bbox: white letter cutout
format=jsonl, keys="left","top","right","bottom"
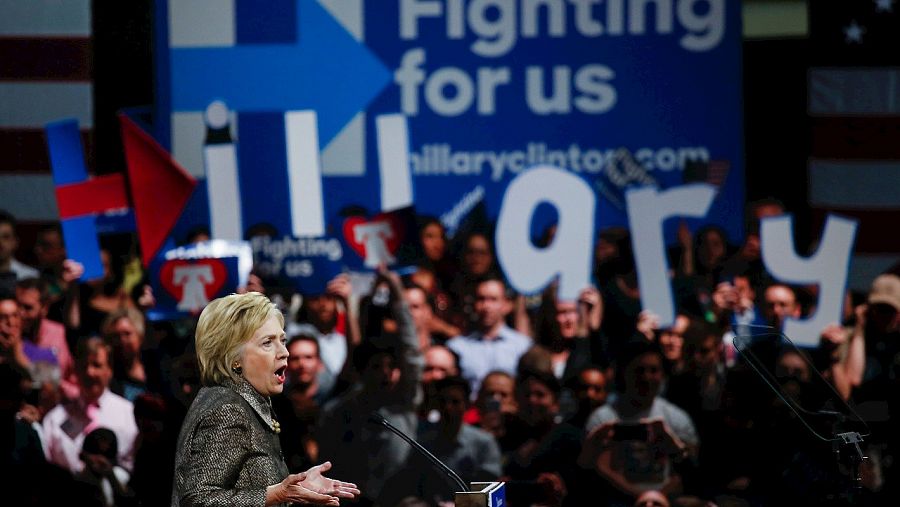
{"left": 626, "top": 184, "right": 717, "bottom": 327}
{"left": 495, "top": 165, "right": 594, "bottom": 301}
{"left": 761, "top": 214, "right": 857, "bottom": 346}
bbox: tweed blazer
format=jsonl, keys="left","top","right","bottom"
{"left": 171, "top": 379, "right": 290, "bottom": 507}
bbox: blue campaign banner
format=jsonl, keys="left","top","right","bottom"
{"left": 147, "top": 240, "right": 252, "bottom": 321}
{"left": 251, "top": 235, "right": 345, "bottom": 296}
{"left": 157, "top": 0, "right": 744, "bottom": 246}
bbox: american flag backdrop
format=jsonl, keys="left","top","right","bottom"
{"left": 808, "top": 0, "right": 900, "bottom": 290}
{"left": 0, "top": 0, "right": 93, "bottom": 259}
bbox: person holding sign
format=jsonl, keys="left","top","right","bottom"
{"left": 533, "top": 284, "right": 605, "bottom": 383}
{"left": 288, "top": 274, "right": 360, "bottom": 394}
{"left": 171, "top": 292, "right": 359, "bottom": 506}
{"left": 317, "top": 266, "right": 421, "bottom": 505}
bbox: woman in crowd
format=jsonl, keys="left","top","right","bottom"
{"left": 102, "top": 307, "right": 148, "bottom": 401}
{"left": 171, "top": 292, "right": 359, "bottom": 506}
{"left": 447, "top": 231, "right": 499, "bottom": 332}
{"left": 63, "top": 248, "right": 135, "bottom": 339}
{"left": 417, "top": 216, "right": 456, "bottom": 291}
{"left": 534, "top": 284, "right": 605, "bottom": 383}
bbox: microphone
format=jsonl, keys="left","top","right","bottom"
{"left": 367, "top": 411, "right": 468, "bottom": 493}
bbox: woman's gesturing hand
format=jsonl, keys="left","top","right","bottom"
{"left": 267, "top": 472, "right": 339, "bottom": 506}
{"left": 300, "top": 462, "right": 361, "bottom": 499}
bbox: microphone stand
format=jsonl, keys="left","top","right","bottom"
{"left": 368, "top": 412, "right": 469, "bottom": 494}
{"left": 736, "top": 331, "right": 870, "bottom": 504}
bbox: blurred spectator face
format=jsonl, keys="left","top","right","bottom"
{"left": 423, "top": 346, "right": 458, "bottom": 384}
{"left": 100, "top": 249, "right": 112, "bottom": 281}
{"left": 576, "top": 368, "right": 608, "bottom": 409}
{"left": 421, "top": 222, "right": 446, "bottom": 262}
{"left": 697, "top": 228, "right": 727, "bottom": 271}
{"left": 474, "top": 280, "right": 508, "bottom": 331}
{"left": 740, "top": 233, "right": 761, "bottom": 261}
{"left": 868, "top": 275, "right": 900, "bottom": 333}
{"left": 764, "top": 285, "right": 800, "bottom": 329}
{"left": 15, "top": 286, "right": 45, "bottom": 332}
{"left": 110, "top": 317, "right": 142, "bottom": 358}
{"left": 657, "top": 315, "right": 688, "bottom": 363}
{"left": 776, "top": 350, "right": 810, "bottom": 400}
{"left": 34, "top": 228, "right": 66, "bottom": 268}
{"left": 0, "top": 221, "right": 16, "bottom": 263}
{"left": 362, "top": 353, "right": 400, "bottom": 392}
{"left": 78, "top": 347, "right": 114, "bottom": 403}
{"left": 594, "top": 237, "right": 617, "bottom": 265}
{"left": 634, "top": 490, "right": 670, "bottom": 507}
{"left": 0, "top": 299, "right": 22, "bottom": 351}
{"left": 286, "top": 338, "right": 321, "bottom": 385}
{"left": 410, "top": 268, "right": 436, "bottom": 293}
{"left": 437, "top": 384, "right": 468, "bottom": 425}
{"left": 479, "top": 373, "right": 517, "bottom": 414}
{"left": 733, "top": 275, "right": 755, "bottom": 307}
{"left": 519, "top": 376, "right": 559, "bottom": 425}
{"left": 868, "top": 303, "right": 899, "bottom": 333}
{"left": 690, "top": 334, "right": 721, "bottom": 372}
{"left": 305, "top": 295, "right": 337, "bottom": 328}
{"left": 741, "top": 201, "right": 785, "bottom": 261}
{"left": 624, "top": 352, "right": 664, "bottom": 404}
{"left": 404, "top": 287, "right": 433, "bottom": 334}
{"left": 555, "top": 300, "right": 579, "bottom": 339}
{"left": 776, "top": 350, "right": 810, "bottom": 384}
{"left": 463, "top": 234, "right": 493, "bottom": 276}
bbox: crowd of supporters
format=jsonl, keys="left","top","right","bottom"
{"left": 1, "top": 202, "right": 898, "bottom": 506}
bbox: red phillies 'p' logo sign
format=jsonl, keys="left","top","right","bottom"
{"left": 160, "top": 258, "right": 227, "bottom": 313}
{"left": 342, "top": 212, "right": 407, "bottom": 267}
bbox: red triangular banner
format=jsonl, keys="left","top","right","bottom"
{"left": 119, "top": 114, "right": 197, "bottom": 266}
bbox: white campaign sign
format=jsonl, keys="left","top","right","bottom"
{"left": 761, "top": 214, "right": 858, "bottom": 346}
{"left": 470, "top": 167, "right": 860, "bottom": 345}
{"left": 495, "top": 165, "right": 595, "bottom": 301}
{"left": 626, "top": 184, "right": 717, "bottom": 327}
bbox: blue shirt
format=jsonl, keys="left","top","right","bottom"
{"left": 447, "top": 324, "right": 532, "bottom": 394}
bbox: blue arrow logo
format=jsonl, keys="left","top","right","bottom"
{"left": 170, "top": 0, "right": 391, "bottom": 147}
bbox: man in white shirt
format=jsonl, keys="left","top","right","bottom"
{"left": 42, "top": 337, "right": 138, "bottom": 472}
{"left": 447, "top": 276, "right": 532, "bottom": 394}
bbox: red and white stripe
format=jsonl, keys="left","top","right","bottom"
{"left": 0, "top": 0, "right": 93, "bottom": 251}
{"left": 808, "top": 68, "right": 900, "bottom": 290}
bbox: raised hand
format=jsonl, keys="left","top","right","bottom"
{"left": 62, "top": 259, "right": 85, "bottom": 283}
{"left": 326, "top": 274, "right": 353, "bottom": 302}
{"left": 578, "top": 286, "right": 603, "bottom": 331}
{"left": 635, "top": 310, "right": 660, "bottom": 340}
{"left": 644, "top": 417, "right": 687, "bottom": 457}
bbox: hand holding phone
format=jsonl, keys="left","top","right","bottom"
{"left": 612, "top": 422, "right": 649, "bottom": 441}
{"left": 643, "top": 417, "right": 688, "bottom": 456}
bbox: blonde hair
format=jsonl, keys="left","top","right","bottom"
{"left": 195, "top": 292, "right": 283, "bottom": 386}
{"left": 101, "top": 307, "right": 146, "bottom": 340}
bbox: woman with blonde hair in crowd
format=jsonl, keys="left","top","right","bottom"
{"left": 102, "top": 307, "right": 148, "bottom": 402}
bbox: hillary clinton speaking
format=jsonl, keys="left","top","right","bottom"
{"left": 171, "top": 292, "right": 360, "bottom": 506}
